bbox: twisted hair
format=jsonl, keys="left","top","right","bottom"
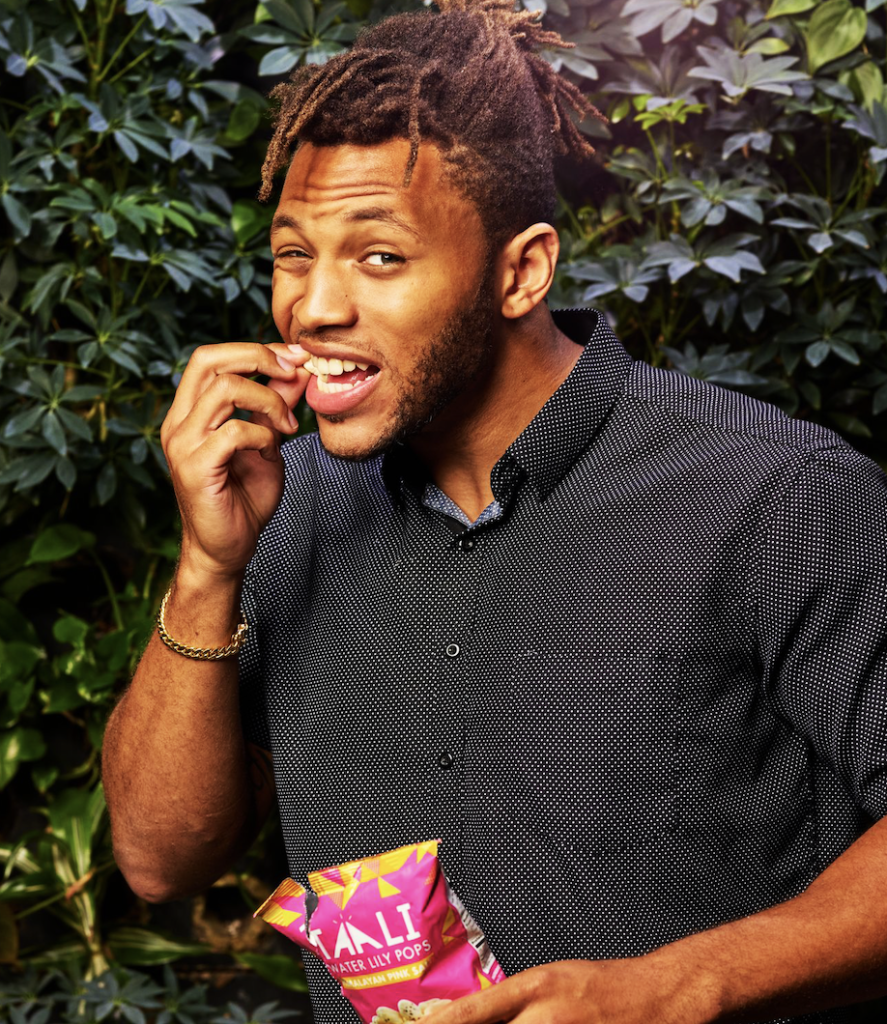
{"left": 259, "top": 0, "right": 605, "bottom": 247}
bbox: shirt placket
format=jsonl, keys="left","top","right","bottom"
{"left": 427, "top": 519, "right": 486, "bottom": 893}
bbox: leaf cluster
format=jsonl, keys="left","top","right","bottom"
{"left": 544, "top": 0, "right": 887, "bottom": 457}
{"left": 0, "top": 963, "right": 295, "bottom": 1024}
{"left": 0, "top": 0, "right": 340, "bottom": 981}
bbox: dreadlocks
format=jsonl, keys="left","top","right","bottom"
{"left": 259, "top": 0, "right": 605, "bottom": 247}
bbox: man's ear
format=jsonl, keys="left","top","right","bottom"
{"left": 497, "top": 223, "right": 560, "bottom": 320}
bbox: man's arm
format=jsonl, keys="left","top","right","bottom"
{"left": 103, "top": 570, "right": 274, "bottom": 902}
{"left": 429, "top": 814, "right": 887, "bottom": 1024}
{"left": 103, "top": 341, "right": 308, "bottom": 902}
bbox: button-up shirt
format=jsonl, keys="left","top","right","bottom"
{"left": 240, "top": 309, "right": 887, "bottom": 1024}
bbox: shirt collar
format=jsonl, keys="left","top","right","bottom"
{"left": 496, "top": 308, "right": 632, "bottom": 502}
{"left": 383, "top": 308, "right": 633, "bottom": 504}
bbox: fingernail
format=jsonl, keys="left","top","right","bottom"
{"left": 277, "top": 354, "right": 296, "bottom": 371}
{"left": 287, "top": 344, "right": 305, "bottom": 356}
{"left": 287, "top": 410, "right": 298, "bottom": 431}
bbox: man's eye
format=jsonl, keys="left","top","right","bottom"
{"left": 365, "top": 252, "right": 404, "bottom": 267}
{"left": 275, "top": 249, "right": 310, "bottom": 261}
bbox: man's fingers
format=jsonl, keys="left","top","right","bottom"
{"left": 428, "top": 978, "right": 529, "bottom": 1024}
{"left": 165, "top": 341, "right": 306, "bottom": 437}
{"left": 264, "top": 370, "right": 311, "bottom": 427}
{"left": 169, "top": 374, "right": 296, "bottom": 457}
{"left": 190, "top": 418, "right": 284, "bottom": 474}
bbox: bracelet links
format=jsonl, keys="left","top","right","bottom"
{"left": 157, "top": 586, "right": 249, "bottom": 661}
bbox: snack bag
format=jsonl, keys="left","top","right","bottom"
{"left": 255, "top": 840, "right": 505, "bottom": 1024}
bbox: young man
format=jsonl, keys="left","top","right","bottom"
{"left": 103, "top": 3, "right": 887, "bottom": 1023}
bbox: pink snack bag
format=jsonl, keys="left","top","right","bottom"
{"left": 255, "top": 840, "right": 505, "bottom": 1024}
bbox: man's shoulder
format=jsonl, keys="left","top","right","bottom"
{"left": 622, "top": 359, "right": 849, "bottom": 459}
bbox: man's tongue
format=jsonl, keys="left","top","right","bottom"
{"left": 335, "top": 366, "right": 378, "bottom": 386}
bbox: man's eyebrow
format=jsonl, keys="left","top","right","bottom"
{"left": 343, "top": 206, "right": 420, "bottom": 238}
{"left": 270, "top": 213, "right": 301, "bottom": 235}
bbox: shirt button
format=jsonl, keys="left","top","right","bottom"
{"left": 437, "top": 751, "right": 455, "bottom": 769}
{"left": 445, "top": 643, "right": 460, "bottom": 658}
{"left": 458, "top": 535, "right": 476, "bottom": 552}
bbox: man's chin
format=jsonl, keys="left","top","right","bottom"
{"left": 316, "top": 418, "right": 395, "bottom": 463}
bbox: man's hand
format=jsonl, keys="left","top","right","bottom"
{"left": 161, "top": 341, "right": 309, "bottom": 580}
{"left": 426, "top": 958, "right": 705, "bottom": 1024}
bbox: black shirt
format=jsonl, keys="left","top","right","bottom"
{"left": 240, "top": 309, "right": 887, "bottom": 1024}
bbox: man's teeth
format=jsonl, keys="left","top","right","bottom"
{"left": 303, "top": 356, "right": 369, "bottom": 375}
{"left": 302, "top": 356, "right": 372, "bottom": 394}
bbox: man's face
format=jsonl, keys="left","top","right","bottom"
{"left": 270, "top": 140, "right": 497, "bottom": 460}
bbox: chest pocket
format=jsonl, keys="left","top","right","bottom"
{"left": 507, "top": 653, "right": 682, "bottom": 854}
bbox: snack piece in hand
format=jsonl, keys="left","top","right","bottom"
{"left": 255, "top": 840, "right": 504, "bottom": 1024}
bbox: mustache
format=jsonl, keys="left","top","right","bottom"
{"left": 294, "top": 327, "right": 360, "bottom": 348}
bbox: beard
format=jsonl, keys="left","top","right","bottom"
{"left": 313, "top": 260, "right": 497, "bottom": 462}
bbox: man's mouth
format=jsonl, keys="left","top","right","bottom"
{"left": 303, "top": 356, "right": 380, "bottom": 394}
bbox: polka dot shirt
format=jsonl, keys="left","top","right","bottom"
{"left": 240, "top": 309, "right": 887, "bottom": 1024}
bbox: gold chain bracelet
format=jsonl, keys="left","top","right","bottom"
{"left": 157, "top": 586, "right": 249, "bottom": 661}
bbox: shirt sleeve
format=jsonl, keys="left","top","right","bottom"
{"left": 755, "top": 444, "right": 887, "bottom": 821}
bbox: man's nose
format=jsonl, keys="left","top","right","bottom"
{"left": 295, "top": 258, "right": 357, "bottom": 332}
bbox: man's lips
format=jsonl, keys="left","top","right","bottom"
{"left": 304, "top": 364, "right": 382, "bottom": 417}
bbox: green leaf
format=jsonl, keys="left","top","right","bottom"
{"left": 258, "top": 46, "right": 301, "bottom": 76}
{"left": 806, "top": 340, "right": 831, "bottom": 366}
{"left": 845, "top": 61, "right": 884, "bottom": 110}
{"left": 830, "top": 339, "right": 860, "bottom": 364}
{"left": 805, "top": 0, "right": 868, "bottom": 75}
{"left": 107, "top": 927, "right": 210, "bottom": 966}
{"left": 56, "top": 454, "right": 77, "bottom": 490}
{"left": 747, "top": 38, "right": 791, "bottom": 55}
{"left": 226, "top": 100, "right": 262, "bottom": 142}
{"left": 262, "top": 0, "right": 311, "bottom": 33}
{"left": 0, "top": 872, "right": 55, "bottom": 903}
{"left": 235, "top": 952, "right": 309, "bottom": 992}
{"left": 114, "top": 130, "right": 140, "bottom": 163}
{"left": 53, "top": 615, "right": 90, "bottom": 646}
{"left": 0, "top": 249, "right": 18, "bottom": 303}
{"left": 0, "top": 640, "right": 42, "bottom": 685}
{"left": 56, "top": 406, "right": 94, "bottom": 442}
{"left": 27, "top": 524, "right": 96, "bottom": 564}
{"left": 231, "top": 199, "right": 273, "bottom": 245}
{"left": 161, "top": 207, "right": 197, "bottom": 237}
{"left": 32, "top": 762, "right": 60, "bottom": 794}
{"left": 96, "top": 461, "right": 118, "bottom": 504}
{"left": 24, "top": 939, "right": 90, "bottom": 969}
{"left": 2, "top": 193, "right": 32, "bottom": 238}
{"left": 92, "top": 211, "right": 118, "bottom": 239}
{"left": 48, "top": 785, "right": 105, "bottom": 879}
{"left": 0, "top": 728, "right": 47, "bottom": 789}
{"left": 766, "top": 0, "right": 816, "bottom": 16}
{"left": 41, "top": 410, "right": 67, "bottom": 455}
{"left": 4, "top": 405, "right": 45, "bottom": 438}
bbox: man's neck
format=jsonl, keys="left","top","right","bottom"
{"left": 409, "top": 309, "right": 582, "bottom": 522}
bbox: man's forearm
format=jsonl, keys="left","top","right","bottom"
{"left": 103, "top": 568, "right": 270, "bottom": 903}
{"left": 653, "top": 814, "right": 887, "bottom": 1022}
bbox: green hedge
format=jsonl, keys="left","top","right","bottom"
{"left": 1, "top": 0, "right": 885, "bottom": 981}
